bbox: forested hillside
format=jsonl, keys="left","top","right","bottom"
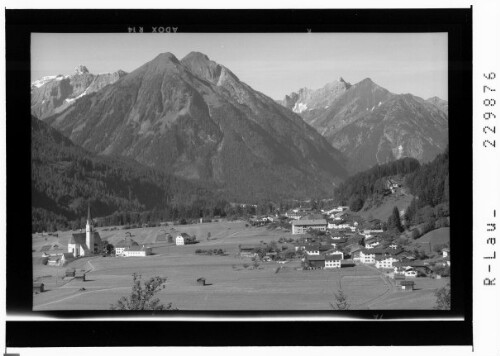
{"left": 31, "top": 116, "right": 222, "bottom": 232}
{"left": 333, "top": 157, "right": 421, "bottom": 210}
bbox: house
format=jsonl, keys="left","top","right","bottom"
{"left": 400, "top": 281, "right": 415, "bottom": 291}
{"left": 61, "top": 252, "right": 74, "bottom": 265}
{"left": 304, "top": 255, "right": 325, "bottom": 269}
{"left": 123, "top": 245, "right": 152, "bottom": 257}
{"left": 291, "top": 219, "right": 327, "bottom": 235}
{"left": 404, "top": 270, "right": 418, "bottom": 278}
{"left": 389, "top": 244, "right": 399, "bottom": 249}
{"left": 304, "top": 244, "right": 320, "bottom": 255}
{"left": 375, "top": 256, "right": 400, "bottom": 269}
{"left": 33, "top": 282, "right": 45, "bottom": 293}
{"left": 358, "top": 248, "right": 386, "bottom": 264}
{"left": 325, "top": 254, "right": 342, "bottom": 269}
{"left": 47, "top": 255, "right": 61, "bottom": 266}
{"left": 68, "top": 204, "right": 102, "bottom": 258}
{"left": 325, "top": 250, "right": 344, "bottom": 260}
{"left": 115, "top": 238, "right": 139, "bottom": 256}
{"left": 442, "top": 248, "right": 450, "bottom": 258}
{"left": 176, "top": 235, "right": 185, "bottom": 245}
{"left": 328, "top": 220, "right": 351, "bottom": 230}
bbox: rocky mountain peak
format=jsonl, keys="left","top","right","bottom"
{"left": 154, "top": 52, "right": 180, "bottom": 64}
{"left": 75, "top": 65, "right": 89, "bottom": 75}
{"left": 181, "top": 51, "right": 224, "bottom": 84}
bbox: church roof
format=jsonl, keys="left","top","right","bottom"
{"left": 69, "top": 233, "right": 86, "bottom": 245}
{"left": 69, "top": 232, "right": 102, "bottom": 246}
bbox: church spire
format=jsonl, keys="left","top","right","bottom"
{"left": 87, "top": 202, "right": 92, "bottom": 224}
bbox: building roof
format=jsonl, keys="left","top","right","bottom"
{"left": 292, "top": 219, "right": 327, "bottom": 226}
{"left": 69, "top": 232, "right": 102, "bottom": 246}
{"left": 400, "top": 281, "right": 415, "bottom": 286}
{"left": 361, "top": 248, "right": 386, "bottom": 255}
{"left": 69, "top": 233, "right": 86, "bottom": 245}
{"left": 115, "top": 238, "right": 139, "bottom": 248}
{"left": 375, "top": 255, "right": 399, "bottom": 261}
{"left": 306, "top": 255, "right": 325, "bottom": 261}
{"left": 126, "top": 245, "right": 148, "bottom": 251}
{"left": 325, "top": 254, "right": 342, "bottom": 261}
{"left": 239, "top": 244, "right": 261, "bottom": 251}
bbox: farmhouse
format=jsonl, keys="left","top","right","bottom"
{"left": 292, "top": 219, "right": 327, "bottom": 235}
{"left": 123, "top": 245, "right": 152, "bottom": 257}
{"left": 304, "top": 244, "right": 320, "bottom": 255}
{"left": 115, "top": 238, "right": 139, "bottom": 256}
{"left": 442, "top": 248, "right": 450, "bottom": 258}
{"left": 176, "top": 235, "right": 185, "bottom": 245}
{"left": 304, "top": 255, "right": 325, "bottom": 269}
{"left": 176, "top": 233, "right": 192, "bottom": 245}
{"left": 68, "top": 205, "right": 102, "bottom": 258}
{"left": 47, "top": 255, "right": 61, "bottom": 266}
{"left": 357, "top": 248, "right": 386, "bottom": 264}
{"left": 375, "top": 256, "right": 400, "bottom": 269}
{"left": 324, "top": 254, "right": 342, "bottom": 269}
{"left": 400, "top": 281, "right": 415, "bottom": 291}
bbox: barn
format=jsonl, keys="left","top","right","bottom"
{"left": 400, "top": 280, "right": 415, "bottom": 291}
{"left": 33, "top": 282, "right": 45, "bottom": 293}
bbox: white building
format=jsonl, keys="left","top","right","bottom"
{"left": 176, "top": 235, "right": 185, "bottom": 245}
{"left": 115, "top": 238, "right": 139, "bottom": 256}
{"left": 291, "top": 219, "right": 327, "bottom": 235}
{"left": 123, "top": 245, "right": 152, "bottom": 257}
{"left": 375, "top": 256, "right": 399, "bottom": 269}
{"left": 325, "top": 254, "right": 342, "bottom": 268}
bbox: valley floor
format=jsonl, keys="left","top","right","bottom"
{"left": 33, "top": 221, "right": 449, "bottom": 311}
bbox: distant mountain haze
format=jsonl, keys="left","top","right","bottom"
{"left": 280, "top": 78, "right": 448, "bottom": 173}
{"left": 37, "top": 52, "right": 348, "bottom": 202}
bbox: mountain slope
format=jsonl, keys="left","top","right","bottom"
{"left": 330, "top": 93, "right": 448, "bottom": 173}
{"left": 31, "top": 65, "right": 127, "bottom": 119}
{"left": 31, "top": 115, "right": 218, "bottom": 225}
{"left": 44, "top": 52, "right": 348, "bottom": 201}
{"left": 280, "top": 78, "right": 448, "bottom": 173}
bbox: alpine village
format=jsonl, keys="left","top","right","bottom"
{"left": 32, "top": 52, "right": 450, "bottom": 311}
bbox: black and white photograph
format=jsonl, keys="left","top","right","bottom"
{"left": 30, "top": 32, "right": 451, "bottom": 311}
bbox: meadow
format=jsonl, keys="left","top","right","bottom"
{"left": 33, "top": 220, "right": 448, "bottom": 311}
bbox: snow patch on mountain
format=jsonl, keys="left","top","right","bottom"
{"left": 293, "top": 102, "right": 308, "bottom": 113}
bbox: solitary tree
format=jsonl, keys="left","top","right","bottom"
{"left": 434, "top": 284, "right": 451, "bottom": 310}
{"left": 110, "top": 273, "right": 176, "bottom": 310}
{"left": 330, "top": 289, "right": 351, "bottom": 310}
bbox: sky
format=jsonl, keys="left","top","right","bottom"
{"left": 32, "top": 33, "right": 448, "bottom": 100}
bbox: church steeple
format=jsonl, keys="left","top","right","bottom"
{"left": 87, "top": 203, "right": 92, "bottom": 224}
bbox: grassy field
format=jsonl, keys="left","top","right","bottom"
{"left": 417, "top": 227, "right": 450, "bottom": 248}
{"left": 33, "top": 220, "right": 448, "bottom": 311}
{"left": 354, "top": 193, "right": 413, "bottom": 222}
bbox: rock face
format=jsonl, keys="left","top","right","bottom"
{"left": 31, "top": 67, "right": 127, "bottom": 119}
{"left": 280, "top": 78, "right": 448, "bottom": 173}
{"left": 279, "top": 77, "right": 351, "bottom": 118}
{"left": 426, "top": 96, "right": 448, "bottom": 115}
{"left": 43, "top": 52, "right": 348, "bottom": 201}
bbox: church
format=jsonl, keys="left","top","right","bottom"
{"left": 68, "top": 204, "right": 102, "bottom": 257}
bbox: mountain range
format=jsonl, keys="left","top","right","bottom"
{"left": 34, "top": 52, "right": 348, "bottom": 202}
{"left": 31, "top": 65, "right": 127, "bottom": 119}
{"left": 280, "top": 78, "right": 448, "bottom": 173}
